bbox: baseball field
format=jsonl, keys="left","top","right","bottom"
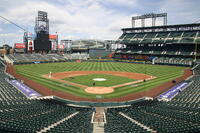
{"left": 14, "top": 62, "right": 186, "bottom": 99}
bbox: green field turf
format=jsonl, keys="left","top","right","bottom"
{"left": 63, "top": 74, "right": 135, "bottom": 87}
{"left": 14, "top": 62, "right": 186, "bottom": 99}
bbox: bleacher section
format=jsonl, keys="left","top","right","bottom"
{"left": 6, "top": 54, "right": 67, "bottom": 63}
{"left": 119, "top": 31, "right": 199, "bottom": 44}
{"left": 5, "top": 53, "right": 90, "bottom": 64}
{"left": 104, "top": 65, "right": 200, "bottom": 133}
{"left": 46, "top": 109, "right": 93, "bottom": 133}
{"left": 154, "top": 57, "right": 193, "bottom": 66}
{"left": 0, "top": 61, "right": 93, "bottom": 133}
{"left": 105, "top": 109, "right": 150, "bottom": 133}
{"left": 64, "top": 53, "right": 89, "bottom": 60}
{"left": 115, "top": 23, "right": 200, "bottom": 66}
{"left": 72, "top": 40, "right": 105, "bottom": 49}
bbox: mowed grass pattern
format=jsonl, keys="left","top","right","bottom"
{"left": 63, "top": 74, "right": 135, "bottom": 87}
{"left": 15, "top": 62, "right": 186, "bottom": 98}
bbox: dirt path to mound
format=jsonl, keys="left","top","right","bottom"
{"left": 43, "top": 71, "right": 156, "bottom": 94}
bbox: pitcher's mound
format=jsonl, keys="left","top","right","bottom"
{"left": 85, "top": 87, "right": 114, "bottom": 94}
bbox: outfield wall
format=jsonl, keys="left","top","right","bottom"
{"left": 12, "top": 58, "right": 193, "bottom": 67}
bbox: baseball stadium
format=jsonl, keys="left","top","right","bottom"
{"left": 0, "top": 6, "right": 200, "bottom": 133}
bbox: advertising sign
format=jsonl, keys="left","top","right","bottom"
{"left": 15, "top": 43, "right": 26, "bottom": 49}
{"left": 49, "top": 34, "right": 57, "bottom": 40}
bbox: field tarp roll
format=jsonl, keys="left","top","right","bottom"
{"left": 10, "top": 80, "right": 41, "bottom": 97}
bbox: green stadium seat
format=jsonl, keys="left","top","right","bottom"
{"left": 180, "top": 38, "right": 194, "bottom": 43}
{"left": 123, "top": 34, "right": 135, "bottom": 42}
{"left": 156, "top": 32, "right": 169, "bottom": 38}
{"left": 140, "top": 39, "right": 152, "bottom": 44}
{"left": 195, "top": 38, "right": 200, "bottom": 43}
{"left": 118, "top": 33, "right": 126, "bottom": 39}
{"left": 169, "top": 32, "right": 183, "bottom": 38}
{"left": 134, "top": 33, "right": 146, "bottom": 38}
{"left": 182, "top": 31, "right": 197, "bottom": 37}
{"left": 165, "top": 38, "right": 179, "bottom": 43}
{"left": 152, "top": 39, "right": 165, "bottom": 43}
{"left": 129, "top": 39, "right": 142, "bottom": 44}
{"left": 145, "top": 33, "right": 157, "bottom": 38}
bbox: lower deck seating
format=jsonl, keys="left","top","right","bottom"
{"left": 0, "top": 62, "right": 93, "bottom": 133}
{"left": 1, "top": 59, "right": 200, "bottom": 132}
{"left": 46, "top": 109, "right": 93, "bottom": 133}
{"left": 105, "top": 109, "right": 150, "bottom": 133}
{"left": 105, "top": 64, "right": 200, "bottom": 133}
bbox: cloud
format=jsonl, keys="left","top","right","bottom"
{"left": 0, "top": 33, "right": 23, "bottom": 45}
{"left": 0, "top": 33, "right": 21, "bottom": 38}
{"left": 107, "top": 0, "right": 137, "bottom": 6}
{"left": 0, "top": 0, "right": 200, "bottom": 47}
{"left": 159, "top": 0, "right": 200, "bottom": 24}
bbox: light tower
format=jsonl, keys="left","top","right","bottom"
{"left": 132, "top": 13, "right": 167, "bottom": 28}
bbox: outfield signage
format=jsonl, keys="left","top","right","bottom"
{"left": 158, "top": 82, "right": 188, "bottom": 100}
{"left": 15, "top": 43, "right": 26, "bottom": 49}
{"left": 10, "top": 80, "right": 41, "bottom": 97}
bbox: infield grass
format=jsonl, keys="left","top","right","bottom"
{"left": 14, "top": 62, "right": 187, "bottom": 99}
{"left": 63, "top": 74, "right": 135, "bottom": 87}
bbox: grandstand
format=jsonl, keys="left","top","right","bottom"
{"left": 0, "top": 60, "right": 93, "bottom": 133}
{"left": 4, "top": 53, "right": 89, "bottom": 64}
{"left": 71, "top": 40, "right": 114, "bottom": 58}
{"left": 64, "top": 53, "right": 89, "bottom": 60}
{"left": 105, "top": 65, "right": 200, "bottom": 132}
{"left": 115, "top": 23, "right": 200, "bottom": 66}
{"left": 71, "top": 40, "right": 105, "bottom": 53}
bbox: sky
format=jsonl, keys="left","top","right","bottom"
{"left": 0, "top": 0, "right": 200, "bottom": 47}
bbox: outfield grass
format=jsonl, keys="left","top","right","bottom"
{"left": 63, "top": 74, "right": 135, "bottom": 87}
{"left": 14, "top": 62, "right": 186, "bottom": 98}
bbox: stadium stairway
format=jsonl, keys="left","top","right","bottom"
{"left": 92, "top": 107, "right": 106, "bottom": 133}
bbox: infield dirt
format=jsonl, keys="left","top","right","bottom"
{"left": 43, "top": 71, "right": 156, "bottom": 94}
